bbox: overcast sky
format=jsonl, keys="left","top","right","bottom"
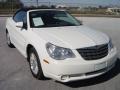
{"left": 21, "top": 0, "right": 120, "bottom": 6}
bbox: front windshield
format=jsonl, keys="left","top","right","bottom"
{"left": 29, "top": 10, "right": 81, "bottom": 28}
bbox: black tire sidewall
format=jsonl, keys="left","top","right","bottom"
{"left": 28, "top": 47, "right": 45, "bottom": 80}
{"left": 6, "top": 32, "right": 14, "bottom": 47}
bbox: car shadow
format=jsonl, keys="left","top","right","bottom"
{"left": 60, "top": 58, "right": 120, "bottom": 88}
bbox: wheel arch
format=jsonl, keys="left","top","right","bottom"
{"left": 26, "top": 44, "right": 45, "bottom": 79}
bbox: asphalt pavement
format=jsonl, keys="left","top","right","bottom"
{"left": 0, "top": 17, "right": 120, "bottom": 90}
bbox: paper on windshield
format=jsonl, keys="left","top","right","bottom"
{"left": 32, "top": 17, "right": 44, "bottom": 26}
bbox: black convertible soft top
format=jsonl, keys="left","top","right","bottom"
{"left": 17, "top": 7, "right": 61, "bottom": 12}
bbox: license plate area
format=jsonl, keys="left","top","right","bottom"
{"left": 95, "top": 62, "right": 107, "bottom": 71}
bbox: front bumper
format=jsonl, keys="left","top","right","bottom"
{"left": 44, "top": 47, "right": 117, "bottom": 82}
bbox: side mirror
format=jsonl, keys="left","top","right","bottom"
{"left": 16, "top": 22, "right": 23, "bottom": 28}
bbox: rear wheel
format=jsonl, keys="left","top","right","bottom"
{"left": 6, "top": 31, "right": 14, "bottom": 48}
{"left": 28, "top": 48, "right": 45, "bottom": 80}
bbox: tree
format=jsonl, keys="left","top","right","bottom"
{"left": 0, "top": 0, "right": 24, "bottom": 9}
{"left": 51, "top": 5, "right": 56, "bottom": 9}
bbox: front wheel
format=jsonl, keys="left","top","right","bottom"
{"left": 28, "top": 48, "right": 45, "bottom": 80}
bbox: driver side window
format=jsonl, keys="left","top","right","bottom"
{"left": 13, "top": 10, "right": 27, "bottom": 29}
{"left": 13, "top": 11, "right": 26, "bottom": 22}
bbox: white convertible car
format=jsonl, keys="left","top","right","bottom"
{"left": 6, "top": 8, "right": 117, "bottom": 82}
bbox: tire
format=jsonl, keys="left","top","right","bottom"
{"left": 6, "top": 31, "right": 14, "bottom": 48}
{"left": 28, "top": 47, "right": 45, "bottom": 80}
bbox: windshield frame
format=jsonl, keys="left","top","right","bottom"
{"left": 29, "top": 10, "right": 82, "bottom": 28}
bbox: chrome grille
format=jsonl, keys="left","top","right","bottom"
{"left": 77, "top": 44, "right": 108, "bottom": 60}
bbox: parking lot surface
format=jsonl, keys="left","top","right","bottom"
{"left": 0, "top": 17, "right": 120, "bottom": 90}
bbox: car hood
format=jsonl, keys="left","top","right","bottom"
{"left": 32, "top": 26, "right": 109, "bottom": 49}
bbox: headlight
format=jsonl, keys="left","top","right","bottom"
{"left": 46, "top": 43, "right": 75, "bottom": 60}
{"left": 108, "top": 39, "right": 114, "bottom": 51}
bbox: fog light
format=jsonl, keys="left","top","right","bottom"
{"left": 61, "top": 75, "right": 69, "bottom": 80}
